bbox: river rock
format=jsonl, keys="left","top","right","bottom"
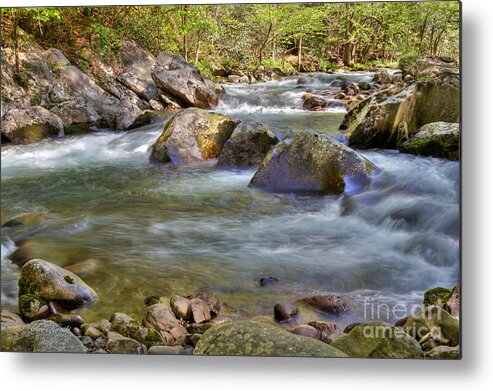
{"left": 18, "top": 294, "right": 50, "bottom": 321}
{"left": 186, "top": 292, "right": 221, "bottom": 317}
{"left": 144, "top": 295, "right": 171, "bottom": 307}
{"left": 259, "top": 276, "right": 279, "bottom": 286}
{"left": 142, "top": 304, "right": 187, "bottom": 345}
{"left": 117, "top": 41, "right": 157, "bottom": 101}
{"left": 1, "top": 320, "right": 86, "bottom": 352}
{"left": 343, "top": 83, "right": 360, "bottom": 96}
{"left": 190, "top": 298, "right": 212, "bottom": 324}
{"left": 18, "top": 258, "right": 98, "bottom": 308}
{"left": 217, "top": 121, "right": 279, "bottom": 168}
{"left": 110, "top": 312, "right": 163, "bottom": 347}
{"left": 148, "top": 345, "right": 185, "bottom": 355}
{"left": 424, "top": 345, "right": 460, "bottom": 359}
{"left": 1, "top": 106, "right": 63, "bottom": 143}
{"left": 302, "top": 93, "right": 327, "bottom": 111}
{"left": 292, "top": 325, "right": 319, "bottom": 339}
{"left": 274, "top": 303, "right": 299, "bottom": 322}
{"left": 342, "top": 75, "right": 459, "bottom": 149}
{"left": 170, "top": 295, "right": 192, "bottom": 320}
{"left": 152, "top": 52, "right": 218, "bottom": 109}
{"left": 249, "top": 131, "right": 375, "bottom": 194}
{"left": 195, "top": 321, "right": 347, "bottom": 357}
{"left": 1, "top": 308, "right": 25, "bottom": 330}
{"left": 343, "top": 322, "right": 363, "bottom": 334}
{"left": 331, "top": 322, "right": 423, "bottom": 358}
{"left": 299, "top": 294, "right": 350, "bottom": 314}
{"left": 150, "top": 108, "right": 240, "bottom": 164}
{"left": 48, "top": 313, "right": 84, "bottom": 328}
{"left": 106, "top": 331, "right": 146, "bottom": 354}
{"left": 372, "top": 69, "right": 392, "bottom": 85}
{"left": 447, "top": 284, "right": 460, "bottom": 318}
{"left": 398, "top": 122, "right": 459, "bottom": 160}
{"left": 400, "top": 56, "right": 459, "bottom": 79}
{"left": 308, "top": 321, "right": 337, "bottom": 343}
{"left": 400, "top": 305, "right": 459, "bottom": 347}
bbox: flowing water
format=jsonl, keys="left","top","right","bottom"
{"left": 0, "top": 72, "right": 459, "bottom": 328}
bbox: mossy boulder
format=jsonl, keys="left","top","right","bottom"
{"left": 400, "top": 305, "right": 460, "bottom": 347}
{"left": 398, "top": 122, "right": 459, "bottom": 160}
{"left": 400, "top": 56, "right": 459, "bottom": 79}
{"left": 424, "top": 345, "right": 460, "bottom": 359}
{"left": 342, "top": 76, "right": 459, "bottom": 149}
{"left": 249, "top": 130, "right": 375, "bottom": 194}
{"left": 330, "top": 322, "right": 423, "bottom": 358}
{"left": 423, "top": 287, "right": 453, "bottom": 308}
{"left": 194, "top": 320, "right": 348, "bottom": 357}
{"left": 1, "top": 106, "right": 63, "bottom": 143}
{"left": 18, "top": 294, "right": 50, "bottom": 321}
{"left": 1, "top": 320, "right": 86, "bottom": 352}
{"left": 106, "top": 331, "right": 146, "bottom": 354}
{"left": 217, "top": 121, "right": 279, "bottom": 168}
{"left": 19, "top": 258, "right": 98, "bottom": 308}
{"left": 149, "top": 108, "right": 240, "bottom": 164}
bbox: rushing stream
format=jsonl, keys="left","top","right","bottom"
{"left": 1, "top": 72, "right": 459, "bottom": 328}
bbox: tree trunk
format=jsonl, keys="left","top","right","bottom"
{"left": 194, "top": 33, "right": 201, "bottom": 65}
{"left": 182, "top": 6, "right": 188, "bottom": 61}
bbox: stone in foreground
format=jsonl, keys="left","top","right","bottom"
{"left": 398, "top": 122, "right": 459, "bottom": 160}
{"left": 150, "top": 108, "right": 240, "bottom": 164}
{"left": 1, "top": 320, "right": 86, "bottom": 352}
{"left": 194, "top": 321, "right": 347, "bottom": 357}
{"left": 19, "top": 259, "right": 98, "bottom": 308}
{"left": 331, "top": 322, "right": 423, "bottom": 358}
{"left": 249, "top": 130, "right": 375, "bottom": 194}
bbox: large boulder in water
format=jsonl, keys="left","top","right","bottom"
{"left": 194, "top": 320, "right": 348, "bottom": 357}
{"left": 217, "top": 121, "right": 279, "bottom": 168}
{"left": 152, "top": 52, "right": 218, "bottom": 109}
{"left": 150, "top": 108, "right": 240, "bottom": 164}
{"left": 1, "top": 106, "right": 63, "bottom": 143}
{"left": 18, "top": 258, "right": 98, "bottom": 308}
{"left": 1, "top": 320, "right": 86, "bottom": 352}
{"left": 331, "top": 322, "right": 423, "bottom": 358}
{"left": 398, "top": 122, "right": 459, "bottom": 160}
{"left": 341, "top": 75, "right": 459, "bottom": 149}
{"left": 249, "top": 130, "right": 376, "bottom": 194}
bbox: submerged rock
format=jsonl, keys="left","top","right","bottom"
{"left": 331, "top": 322, "right": 423, "bottom": 358}
{"left": 274, "top": 303, "right": 299, "bottom": 322}
{"left": 152, "top": 52, "right": 218, "bottom": 109}
{"left": 259, "top": 276, "right": 279, "bottom": 286}
{"left": 194, "top": 320, "right": 348, "bottom": 357}
{"left": 1, "top": 320, "right": 86, "bottom": 352}
{"left": 217, "top": 121, "right": 279, "bottom": 168}
{"left": 150, "top": 108, "right": 240, "bottom": 164}
{"left": 398, "top": 122, "right": 459, "bottom": 160}
{"left": 1, "top": 106, "right": 63, "bottom": 143}
{"left": 299, "top": 294, "right": 350, "bottom": 314}
{"left": 18, "top": 259, "right": 98, "bottom": 308}
{"left": 249, "top": 131, "right": 375, "bottom": 195}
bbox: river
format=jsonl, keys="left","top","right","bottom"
{"left": 0, "top": 72, "right": 460, "bottom": 328}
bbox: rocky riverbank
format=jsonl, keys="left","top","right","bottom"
{"left": 0, "top": 258, "right": 460, "bottom": 358}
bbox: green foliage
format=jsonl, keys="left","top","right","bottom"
{"left": 1, "top": 3, "right": 460, "bottom": 74}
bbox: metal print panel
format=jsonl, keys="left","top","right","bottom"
{"left": 0, "top": 1, "right": 460, "bottom": 358}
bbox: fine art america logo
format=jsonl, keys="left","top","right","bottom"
{"left": 362, "top": 298, "right": 448, "bottom": 344}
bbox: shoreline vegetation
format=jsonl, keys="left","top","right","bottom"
{"left": 1, "top": 3, "right": 460, "bottom": 358}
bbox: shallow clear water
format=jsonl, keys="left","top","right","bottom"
{"left": 0, "top": 72, "right": 459, "bottom": 328}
